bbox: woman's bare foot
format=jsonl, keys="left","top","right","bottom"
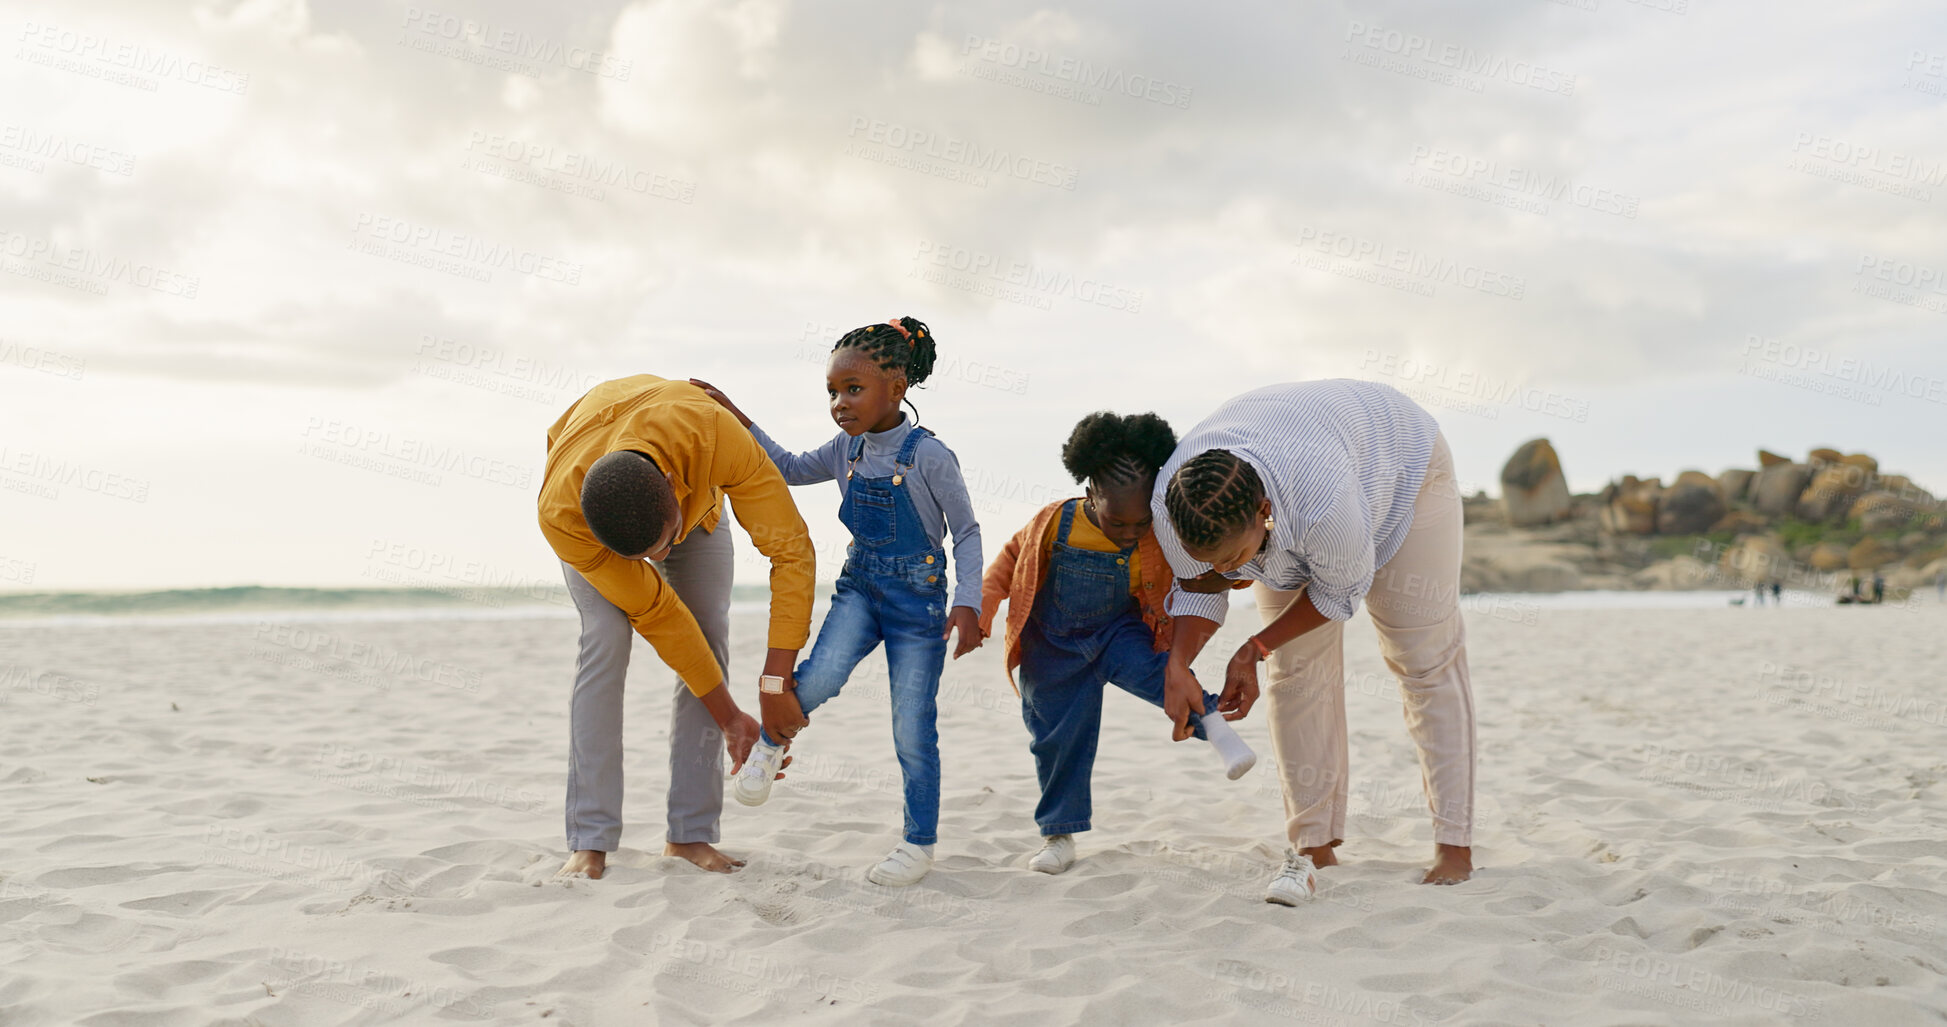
{"left": 1423, "top": 844, "right": 1472, "bottom": 884}
{"left": 665, "top": 841, "right": 746, "bottom": 873}
{"left": 1299, "top": 844, "right": 1340, "bottom": 868}
{"left": 558, "top": 850, "right": 606, "bottom": 879}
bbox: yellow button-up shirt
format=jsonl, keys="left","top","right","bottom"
{"left": 538, "top": 375, "right": 815, "bottom": 695}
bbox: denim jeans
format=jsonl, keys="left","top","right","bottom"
{"left": 766, "top": 547, "right": 949, "bottom": 846}
{"left": 1018, "top": 610, "right": 1217, "bottom": 836}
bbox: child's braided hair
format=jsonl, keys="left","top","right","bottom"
{"left": 1060, "top": 411, "right": 1177, "bottom": 487}
{"left": 1163, "top": 449, "right": 1265, "bottom": 550}
{"left": 833, "top": 316, "right": 937, "bottom": 420}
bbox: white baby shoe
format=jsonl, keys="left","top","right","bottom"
{"left": 1201, "top": 715, "right": 1258, "bottom": 780}
{"left": 732, "top": 739, "right": 786, "bottom": 807}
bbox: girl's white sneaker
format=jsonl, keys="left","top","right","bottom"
{"left": 865, "top": 842, "right": 934, "bottom": 887}
{"left": 1028, "top": 834, "right": 1077, "bottom": 874}
{"left": 732, "top": 739, "right": 785, "bottom": 807}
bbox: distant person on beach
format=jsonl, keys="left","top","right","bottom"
{"left": 1873, "top": 573, "right": 1885, "bottom": 604}
{"left": 1772, "top": 581, "right": 1782, "bottom": 604}
{"left": 696, "top": 317, "right": 983, "bottom": 887}
{"left": 980, "top": 412, "right": 1257, "bottom": 876}
{"left": 1153, "top": 381, "right": 1476, "bottom": 903}
{"left": 538, "top": 375, "right": 815, "bottom": 879}
{"left": 1754, "top": 584, "right": 1765, "bottom": 606}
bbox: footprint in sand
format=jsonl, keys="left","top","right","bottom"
{"left": 32, "top": 864, "right": 192, "bottom": 889}
{"left": 428, "top": 945, "right": 507, "bottom": 974}
{"left": 752, "top": 898, "right": 800, "bottom": 925}
{"left": 1060, "top": 906, "right": 1148, "bottom": 938}
{"left": 1482, "top": 893, "right": 1551, "bottom": 915}
{"left": 1606, "top": 915, "right": 1651, "bottom": 939}
{"left": 118, "top": 888, "right": 243, "bottom": 917}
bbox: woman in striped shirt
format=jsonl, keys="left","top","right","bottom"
{"left": 1150, "top": 380, "right": 1477, "bottom": 904}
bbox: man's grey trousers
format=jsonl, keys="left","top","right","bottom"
{"left": 559, "top": 523, "right": 732, "bottom": 852}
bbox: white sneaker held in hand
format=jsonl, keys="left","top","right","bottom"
{"left": 1200, "top": 715, "right": 1257, "bottom": 780}
{"left": 732, "top": 739, "right": 786, "bottom": 807}
{"left": 865, "top": 841, "right": 934, "bottom": 887}
{"left": 1028, "top": 834, "right": 1077, "bottom": 875}
{"left": 1264, "top": 849, "right": 1318, "bottom": 906}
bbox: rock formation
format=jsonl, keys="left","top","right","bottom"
{"left": 1718, "top": 469, "right": 1755, "bottom": 503}
{"left": 1850, "top": 492, "right": 1913, "bottom": 534}
{"left": 1463, "top": 439, "right": 1946, "bottom": 597}
{"left": 1752, "top": 463, "right": 1811, "bottom": 518}
{"left": 1797, "top": 464, "right": 1873, "bottom": 523}
{"left": 1656, "top": 473, "right": 1728, "bottom": 535}
{"left": 1500, "top": 439, "right": 1573, "bottom": 527}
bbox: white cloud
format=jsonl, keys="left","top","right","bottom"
{"left": 2, "top": 0, "right": 1944, "bottom": 588}
{"left": 597, "top": 0, "right": 784, "bottom": 145}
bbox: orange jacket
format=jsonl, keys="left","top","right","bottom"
{"left": 978, "top": 499, "right": 1177, "bottom": 693}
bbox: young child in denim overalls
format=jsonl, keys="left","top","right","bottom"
{"left": 981, "top": 412, "right": 1256, "bottom": 874}
{"left": 693, "top": 317, "right": 982, "bottom": 886}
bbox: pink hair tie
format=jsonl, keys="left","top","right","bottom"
{"left": 884, "top": 318, "right": 912, "bottom": 340}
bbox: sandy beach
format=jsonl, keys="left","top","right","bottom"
{"left": 11, "top": 1, "right": 1947, "bottom": 1023}
{"left": 2, "top": 592, "right": 1944, "bottom": 1025}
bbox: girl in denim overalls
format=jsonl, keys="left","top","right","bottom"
{"left": 980, "top": 413, "right": 1256, "bottom": 874}
{"left": 696, "top": 317, "right": 983, "bottom": 887}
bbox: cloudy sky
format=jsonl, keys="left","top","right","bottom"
{"left": 2, "top": 0, "right": 1944, "bottom": 591}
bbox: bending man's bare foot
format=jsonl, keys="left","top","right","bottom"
{"left": 1423, "top": 844, "right": 1472, "bottom": 885}
{"left": 557, "top": 850, "right": 606, "bottom": 880}
{"left": 1299, "top": 844, "right": 1340, "bottom": 868}
{"left": 666, "top": 841, "right": 745, "bottom": 873}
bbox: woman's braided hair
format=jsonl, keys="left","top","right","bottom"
{"left": 1060, "top": 411, "right": 1177, "bottom": 487}
{"left": 1163, "top": 449, "right": 1265, "bottom": 550}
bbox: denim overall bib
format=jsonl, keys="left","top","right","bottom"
{"left": 1033, "top": 499, "right": 1132, "bottom": 640}
{"left": 1019, "top": 499, "right": 1213, "bottom": 835}
{"left": 777, "top": 424, "right": 949, "bottom": 846}
{"left": 838, "top": 425, "right": 949, "bottom": 592}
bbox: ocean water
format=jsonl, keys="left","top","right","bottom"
{"left": 0, "top": 584, "right": 1916, "bottom": 630}
{"left": 0, "top": 585, "right": 760, "bottom": 626}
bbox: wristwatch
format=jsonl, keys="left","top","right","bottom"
{"left": 759, "top": 674, "right": 790, "bottom": 695}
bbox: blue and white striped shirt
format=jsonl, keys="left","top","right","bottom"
{"left": 1149, "top": 380, "right": 1441, "bottom": 623}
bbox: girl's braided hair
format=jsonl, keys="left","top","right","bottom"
{"left": 1060, "top": 411, "right": 1177, "bottom": 487}
{"left": 833, "top": 316, "right": 936, "bottom": 422}
{"left": 1163, "top": 449, "right": 1265, "bottom": 550}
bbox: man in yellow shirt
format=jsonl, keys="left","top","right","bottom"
{"left": 538, "top": 375, "right": 816, "bottom": 877}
